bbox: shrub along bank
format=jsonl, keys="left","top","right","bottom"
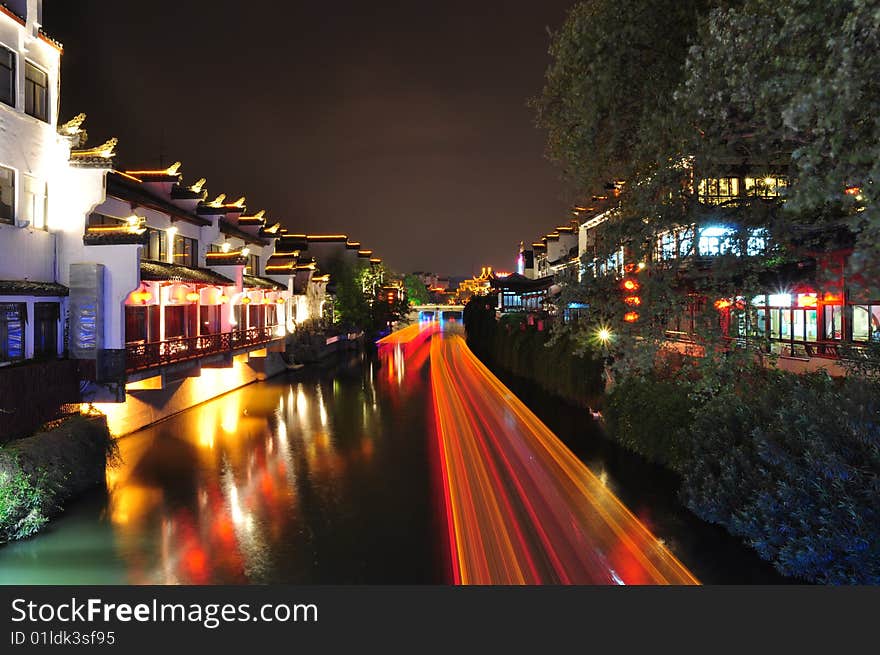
{"left": 605, "top": 365, "right": 880, "bottom": 584}
{"left": 0, "top": 414, "right": 115, "bottom": 542}
{"left": 463, "top": 302, "right": 604, "bottom": 408}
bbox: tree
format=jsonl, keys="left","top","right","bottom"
{"left": 531, "top": 0, "right": 713, "bottom": 197}
{"left": 536, "top": 0, "right": 880, "bottom": 378}
{"left": 403, "top": 274, "right": 430, "bottom": 306}
{"left": 678, "top": 0, "right": 880, "bottom": 282}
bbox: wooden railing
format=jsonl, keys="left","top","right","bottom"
{"left": 126, "top": 326, "right": 280, "bottom": 373}
{"left": 664, "top": 330, "right": 876, "bottom": 362}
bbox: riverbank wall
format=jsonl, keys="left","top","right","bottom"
{"left": 91, "top": 352, "right": 289, "bottom": 437}
{"left": 0, "top": 414, "right": 113, "bottom": 543}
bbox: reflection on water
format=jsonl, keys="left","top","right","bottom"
{"left": 0, "top": 352, "right": 442, "bottom": 584}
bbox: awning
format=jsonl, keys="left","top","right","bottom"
{"left": 243, "top": 274, "right": 287, "bottom": 291}
{"left": 0, "top": 280, "right": 69, "bottom": 297}
{"left": 140, "top": 260, "right": 235, "bottom": 286}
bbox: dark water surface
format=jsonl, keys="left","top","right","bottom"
{"left": 0, "top": 353, "right": 443, "bottom": 584}
{"left": 0, "top": 337, "right": 791, "bottom": 584}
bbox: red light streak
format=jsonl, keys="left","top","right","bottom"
{"left": 421, "top": 326, "right": 698, "bottom": 585}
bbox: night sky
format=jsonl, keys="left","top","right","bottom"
{"left": 43, "top": 1, "right": 575, "bottom": 276}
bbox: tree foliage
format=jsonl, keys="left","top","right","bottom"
{"left": 535, "top": 0, "right": 880, "bottom": 375}
{"left": 532, "top": 0, "right": 712, "bottom": 196}
{"left": 603, "top": 362, "right": 880, "bottom": 583}
{"left": 403, "top": 274, "right": 430, "bottom": 306}
{"left": 323, "top": 257, "right": 411, "bottom": 338}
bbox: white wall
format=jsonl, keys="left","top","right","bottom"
{"left": 0, "top": 8, "right": 63, "bottom": 284}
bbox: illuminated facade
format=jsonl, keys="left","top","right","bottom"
{"left": 0, "top": 3, "right": 341, "bottom": 433}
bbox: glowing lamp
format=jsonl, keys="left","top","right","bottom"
{"left": 132, "top": 289, "right": 152, "bottom": 304}
{"left": 597, "top": 328, "right": 612, "bottom": 343}
{"left": 823, "top": 293, "right": 841, "bottom": 303}
{"left": 241, "top": 296, "right": 251, "bottom": 305}
{"left": 845, "top": 186, "right": 861, "bottom": 196}
{"left": 218, "top": 295, "right": 228, "bottom": 304}
{"left": 276, "top": 298, "right": 285, "bottom": 304}
{"left": 186, "top": 292, "right": 200, "bottom": 302}
{"left": 714, "top": 299, "right": 732, "bottom": 310}
{"left": 797, "top": 293, "right": 818, "bottom": 308}
{"left": 262, "top": 298, "right": 270, "bottom": 304}
{"left": 622, "top": 279, "right": 640, "bottom": 292}
{"left": 623, "top": 311, "right": 639, "bottom": 323}
{"left": 624, "top": 296, "right": 641, "bottom": 306}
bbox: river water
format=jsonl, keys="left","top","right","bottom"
{"left": 0, "top": 331, "right": 788, "bottom": 584}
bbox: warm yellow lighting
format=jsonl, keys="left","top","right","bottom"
{"left": 241, "top": 296, "right": 251, "bottom": 305}
{"left": 190, "top": 177, "right": 207, "bottom": 192}
{"left": 597, "top": 328, "right": 612, "bottom": 343}
{"left": 241, "top": 247, "right": 250, "bottom": 257}
{"left": 186, "top": 292, "right": 200, "bottom": 302}
{"left": 71, "top": 137, "right": 118, "bottom": 160}
{"left": 221, "top": 242, "right": 231, "bottom": 253}
{"left": 218, "top": 294, "right": 228, "bottom": 304}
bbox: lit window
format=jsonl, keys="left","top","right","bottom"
{"left": 678, "top": 227, "right": 694, "bottom": 257}
{"left": 768, "top": 294, "right": 792, "bottom": 307}
{"left": 0, "top": 45, "right": 14, "bottom": 108}
{"left": 0, "top": 165, "right": 13, "bottom": 224}
{"left": 656, "top": 232, "right": 676, "bottom": 260}
{"left": 0, "top": 302, "right": 25, "bottom": 361}
{"left": 22, "top": 175, "right": 47, "bottom": 230}
{"left": 745, "top": 176, "right": 788, "bottom": 198}
{"left": 852, "top": 305, "right": 880, "bottom": 342}
{"left": 24, "top": 61, "right": 48, "bottom": 122}
{"left": 747, "top": 228, "right": 769, "bottom": 255}
{"left": 698, "top": 177, "right": 740, "bottom": 205}
{"left": 698, "top": 225, "right": 737, "bottom": 256}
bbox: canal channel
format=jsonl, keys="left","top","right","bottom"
{"left": 0, "top": 330, "right": 788, "bottom": 584}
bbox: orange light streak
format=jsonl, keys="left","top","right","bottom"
{"left": 425, "top": 329, "right": 698, "bottom": 585}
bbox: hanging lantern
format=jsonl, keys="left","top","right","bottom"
{"left": 241, "top": 296, "right": 251, "bottom": 305}
{"left": 186, "top": 291, "right": 200, "bottom": 302}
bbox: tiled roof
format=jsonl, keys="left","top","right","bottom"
{"left": 140, "top": 260, "right": 234, "bottom": 285}
{"left": 0, "top": 280, "right": 69, "bottom": 297}
{"left": 107, "top": 172, "right": 210, "bottom": 226}
{"left": 83, "top": 231, "right": 150, "bottom": 247}
{"left": 243, "top": 275, "right": 287, "bottom": 291}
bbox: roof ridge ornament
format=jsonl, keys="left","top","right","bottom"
{"left": 59, "top": 112, "right": 87, "bottom": 137}
{"left": 190, "top": 178, "right": 207, "bottom": 193}
{"left": 70, "top": 137, "right": 118, "bottom": 165}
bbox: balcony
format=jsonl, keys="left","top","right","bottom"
{"left": 125, "top": 326, "right": 281, "bottom": 373}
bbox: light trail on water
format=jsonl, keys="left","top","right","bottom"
{"left": 419, "top": 323, "right": 698, "bottom": 585}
